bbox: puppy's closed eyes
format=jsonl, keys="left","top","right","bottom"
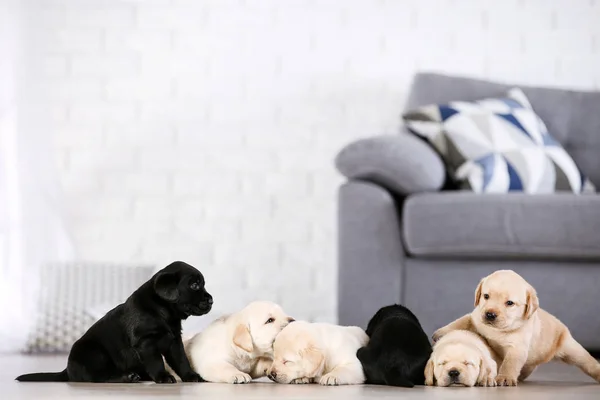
{"left": 425, "top": 330, "right": 497, "bottom": 387}
{"left": 268, "top": 321, "right": 368, "bottom": 386}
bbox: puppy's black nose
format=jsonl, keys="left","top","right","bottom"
{"left": 485, "top": 311, "right": 497, "bottom": 321}
{"left": 207, "top": 297, "right": 213, "bottom": 305}
{"left": 268, "top": 372, "right": 276, "bottom": 380}
{"left": 448, "top": 369, "right": 460, "bottom": 379}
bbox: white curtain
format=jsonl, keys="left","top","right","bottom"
{"left": 0, "top": 0, "right": 73, "bottom": 352}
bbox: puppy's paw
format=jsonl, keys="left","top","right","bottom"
{"left": 432, "top": 328, "right": 447, "bottom": 343}
{"left": 485, "top": 372, "right": 497, "bottom": 387}
{"left": 486, "top": 376, "right": 497, "bottom": 387}
{"left": 319, "top": 374, "right": 340, "bottom": 386}
{"left": 290, "top": 377, "right": 312, "bottom": 384}
{"left": 180, "top": 372, "right": 202, "bottom": 383}
{"left": 155, "top": 372, "right": 176, "bottom": 384}
{"left": 475, "top": 372, "right": 496, "bottom": 387}
{"left": 477, "top": 375, "right": 496, "bottom": 387}
{"left": 125, "top": 372, "right": 141, "bottom": 383}
{"left": 229, "top": 373, "right": 252, "bottom": 384}
{"left": 495, "top": 374, "right": 518, "bottom": 386}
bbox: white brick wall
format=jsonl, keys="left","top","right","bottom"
{"left": 29, "top": 0, "right": 600, "bottom": 324}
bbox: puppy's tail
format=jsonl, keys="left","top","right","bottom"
{"left": 16, "top": 369, "right": 69, "bottom": 382}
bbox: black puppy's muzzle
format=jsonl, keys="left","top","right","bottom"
{"left": 188, "top": 293, "right": 213, "bottom": 316}
{"left": 199, "top": 294, "right": 213, "bottom": 312}
{"left": 203, "top": 294, "right": 213, "bottom": 307}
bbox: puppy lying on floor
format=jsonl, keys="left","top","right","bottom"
{"left": 17, "top": 261, "right": 212, "bottom": 383}
{"left": 425, "top": 330, "right": 498, "bottom": 387}
{"left": 180, "top": 301, "right": 293, "bottom": 383}
{"left": 267, "top": 321, "right": 368, "bottom": 385}
{"left": 357, "top": 304, "right": 431, "bottom": 387}
{"left": 433, "top": 269, "right": 600, "bottom": 386}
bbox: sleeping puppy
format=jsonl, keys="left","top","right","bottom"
{"left": 182, "top": 301, "right": 293, "bottom": 383}
{"left": 425, "top": 330, "right": 497, "bottom": 387}
{"left": 267, "top": 321, "right": 368, "bottom": 385}
{"left": 17, "top": 261, "right": 212, "bottom": 383}
{"left": 356, "top": 304, "right": 431, "bottom": 387}
{"left": 432, "top": 269, "right": 600, "bottom": 386}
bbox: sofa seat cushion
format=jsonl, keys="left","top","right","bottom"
{"left": 403, "top": 193, "right": 600, "bottom": 259}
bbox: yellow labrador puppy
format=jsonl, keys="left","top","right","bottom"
{"left": 425, "top": 330, "right": 498, "bottom": 387}
{"left": 433, "top": 270, "right": 600, "bottom": 386}
{"left": 183, "top": 301, "right": 293, "bottom": 383}
{"left": 267, "top": 321, "right": 368, "bottom": 385}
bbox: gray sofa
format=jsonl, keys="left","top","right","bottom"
{"left": 336, "top": 73, "right": 600, "bottom": 350}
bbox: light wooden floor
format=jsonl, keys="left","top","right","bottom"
{"left": 4, "top": 355, "right": 600, "bottom": 399}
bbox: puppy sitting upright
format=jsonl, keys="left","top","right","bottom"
{"left": 433, "top": 269, "right": 600, "bottom": 386}
{"left": 182, "top": 301, "right": 294, "bottom": 383}
{"left": 356, "top": 304, "right": 431, "bottom": 387}
{"left": 17, "top": 261, "right": 212, "bottom": 383}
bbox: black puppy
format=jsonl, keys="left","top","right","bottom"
{"left": 357, "top": 304, "right": 431, "bottom": 387}
{"left": 17, "top": 261, "right": 212, "bottom": 383}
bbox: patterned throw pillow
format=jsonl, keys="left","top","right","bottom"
{"left": 403, "top": 89, "right": 596, "bottom": 194}
{"left": 24, "top": 262, "right": 154, "bottom": 353}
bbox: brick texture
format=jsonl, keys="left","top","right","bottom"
{"left": 32, "top": 0, "right": 600, "bottom": 324}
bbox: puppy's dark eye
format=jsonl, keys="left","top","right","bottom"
{"left": 506, "top": 300, "right": 514, "bottom": 306}
{"left": 265, "top": 318, "right": 275, "bottom": 324}
{"left": 483, "top": 294, "right": 489, "bottom": 300}
{"left": 190, "top": 282, "right": 200, "bottom": 291}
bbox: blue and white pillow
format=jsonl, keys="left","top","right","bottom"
{"left": 403, "top": 89, "right": 596, "bottom": 194}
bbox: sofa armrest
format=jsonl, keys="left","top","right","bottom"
{"left": 335, "top": 133, "right": 446, "bottom": 196}
{"left": 338, "top": 181, "right": 405, "bottom": 328}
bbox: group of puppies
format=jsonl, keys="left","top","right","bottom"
{"left": 16, "top": 262, "right": 600, "bottom": 388}
{"left": 427, "top": 269, "right": 600, "bottom": 387}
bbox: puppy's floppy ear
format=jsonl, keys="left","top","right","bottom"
{"left": 302, "top": 343, "right": 325, "bottom": 377}
{"left": 233, "top": 324, "right": 254, "bottom": 353}
{"left": 474, "top": 278, "right": 485, "bottom": 307}
{"left": 356, "top": 347, "right": 369, "bottom": 363}
{"left": 524, "top": 286, "right": 539, "bottom": 319}
{"left": 424, "top": 356, "right": 436, "bottom": 386}
{"left": 153, "top": 271, "right": 179, "bottom": 302}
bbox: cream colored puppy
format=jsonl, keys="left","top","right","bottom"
{"left": 267, "top": 321, "right": 368, "bottom": 385}
{"left": 184, "top": 301, "right": 294, "bottom": 383}
{"left": 433, "top": 270, "right": 600, "bottom": 386}
{"left": 425, "top": 330, "right": 497, "bottom": 387}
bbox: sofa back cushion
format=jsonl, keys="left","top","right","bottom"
{"left": 406, "top": 73, "right": 600, "bottom": 188}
